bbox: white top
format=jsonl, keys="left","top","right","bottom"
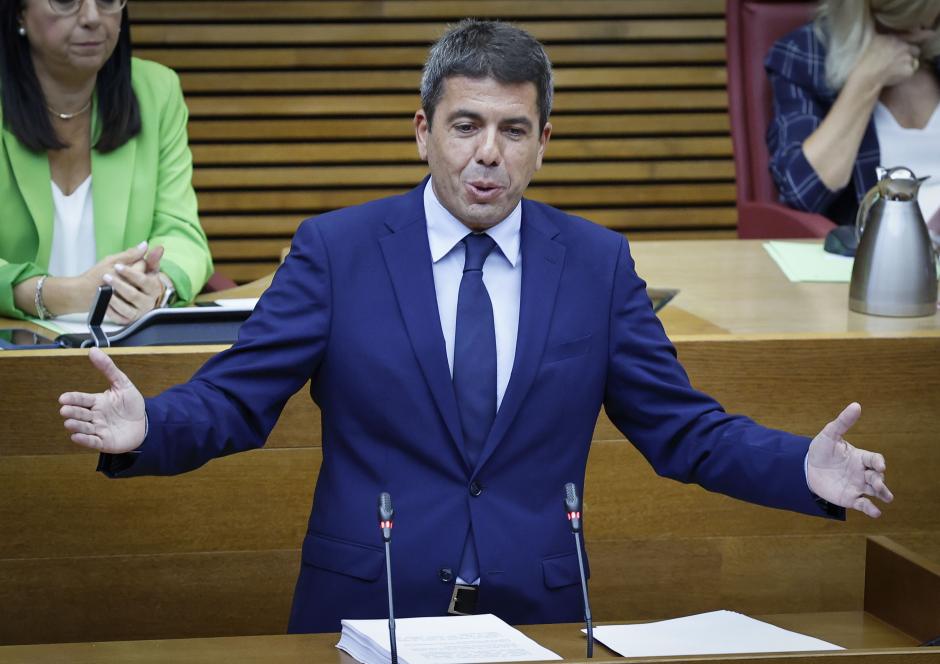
{"left": 47, "top": 175, "right": 96, "bottom": 278}
{"left": 873, "top": 101, "right": 940, "bottom": 226}
{"left": 425, "top": 178, "right": 522, "bottom": 411}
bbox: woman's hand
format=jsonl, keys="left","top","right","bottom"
{"left": 14, "top": 242, "right": 151, "bottom": 317}
{"left": 852, "top": 33, "right": 920, "bottom": 89}
{"left": 103, "top": 245, "right": 168, "bottom": 325}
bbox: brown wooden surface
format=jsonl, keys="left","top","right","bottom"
{"left": 865, "top": 537, "right": 940, "bottom": 643}
{"left": 121, "top": 0, "right": 736, "bottom": 282}
{"left": 0, "top": 612, "right": 935, "bottom": 664}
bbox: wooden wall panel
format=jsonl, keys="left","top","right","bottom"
{"left": 123, "top": 0, "right": 736, "bottom": 283}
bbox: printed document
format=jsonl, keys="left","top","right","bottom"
{"left": 337, "top": 613, "right": 562, "bottom": 664}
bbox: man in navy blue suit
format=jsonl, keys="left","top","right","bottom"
{"left": 58, "top": 20, "right": 893, "bottom": 633}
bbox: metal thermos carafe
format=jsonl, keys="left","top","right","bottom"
{"left": 849, "top": 166, "right": 938, "bottom": 317}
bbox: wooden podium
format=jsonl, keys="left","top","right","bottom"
{"left": 0, "top": 535, "right": 937, "bottom": 662}
{"left": 1, "top": 241, "right": 938, "bottom": 660}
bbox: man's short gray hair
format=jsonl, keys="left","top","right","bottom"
{"left": 420, "top": 19, "right": 554, "bottom": 130}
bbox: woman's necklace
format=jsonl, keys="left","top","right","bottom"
{"left": 47, "top": 99, "right": 92, "bottom": 121}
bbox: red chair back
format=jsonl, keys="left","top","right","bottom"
{"left": 725, "top": 0, "right": 816, "bottom": 205}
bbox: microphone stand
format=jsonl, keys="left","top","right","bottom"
{"left": 378, "top": 492, "right": 398, "bottom": 664}
{"left": 564, "top": 482, "right": 594, "bottom": 658}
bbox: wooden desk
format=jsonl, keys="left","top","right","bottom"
{"left": 1, "top": 240, "right": 938, "bottom": 648}
{"left": 0, "top": 615, "right": 932, "bottom": 664}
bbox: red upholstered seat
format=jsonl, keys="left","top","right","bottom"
{"left": 726, "top": 0, "right": 837, "bottom": 238}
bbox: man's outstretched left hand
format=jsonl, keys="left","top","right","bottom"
{"left": 807, "top": 402, "right": 894, "bottom": 518}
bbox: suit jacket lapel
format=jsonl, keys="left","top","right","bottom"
{"left": 379, "top": 183, "right": 468, "bottom": 468}
{"left": 3, "top": 129, "right": 54, "bottom": 266}
{"left": 475, "top": 200, "right": 565, "bottom": 473}
{"left": 90, "top": 97, "right": 136, "bottom": 257}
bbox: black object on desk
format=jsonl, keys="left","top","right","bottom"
{"left": 57, "top": 286, "right": 253, "bottom": 348}
{"left": 823, "top": 225, "right": 859, "bottom": 257}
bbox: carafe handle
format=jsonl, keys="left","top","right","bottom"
{"left": 855, "top": 184, "right": 880, "bottom": 240}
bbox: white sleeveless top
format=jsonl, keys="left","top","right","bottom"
{"left": 47, "top": 175, "right": 96, "bottom": 278}
{"left": 873, "top": 102, "right": 940, "bottom": 230}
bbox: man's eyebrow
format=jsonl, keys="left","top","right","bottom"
{"left": 443, "top": 111, "right": 534, "bottom": 129}
{"left": 500, "top": 116, "right": 533, "bottom": 129}
{"left": 445, "top": 109, "right": 485, "bottom": 124}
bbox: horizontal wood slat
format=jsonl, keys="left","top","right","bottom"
{"left": 183, "top": 91, "right": 728, "bottom": 117}
{"left": 198, "top": 206, "right": 738, "bottom": 237}
{"left": 192, "top": 137, "right": 732, "bottom": 165}
{"left": 194, "top": 184, "right": 737, "bottom": 213}
{"left": 187, "top": 113, "right": 731, "bottom": 141}
{"left": 132, "top": 20, "right": 726, "bottom": 46}
{"left": 178, "top": 67, "right": 726, "bottom": 93}
{"left": 129, "top": 1, "right": 725, "bottom": 22}
{"left": 137, "top": 43, "right": 727, "bottom": 69}
{"left": 192, "top": 161, "right": 734, "bottom": 188}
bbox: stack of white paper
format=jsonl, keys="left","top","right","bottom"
{"left": 337, "top": 613, "right": 562, "bottom": 664}
{"left": 589, "top": 610, "right": 843, "bottom": 657}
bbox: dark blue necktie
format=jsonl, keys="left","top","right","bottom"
{"left": 453, "top": 232, "right": 497, "bottom": 584}
{"left": 454, "top": 232, "right": 497, "bottom": 468}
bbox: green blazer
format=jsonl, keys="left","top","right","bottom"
{"left": 0, "top": 58, "right": 213, "bottom": 318}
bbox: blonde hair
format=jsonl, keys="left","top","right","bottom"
{"left": 814, "top": 0, "right": 940, "bottom": 90}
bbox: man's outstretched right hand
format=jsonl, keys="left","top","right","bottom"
{"left": 59, "top": 347, "right": 147, "bottom": 454}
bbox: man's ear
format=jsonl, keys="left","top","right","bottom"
{"left": 414, "top": 109, "right": 430, "bottom": 161}
{"left": 535, "top": 121, "right": 552, "bottom": 170}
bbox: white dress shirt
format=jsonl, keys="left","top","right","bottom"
{"left": 424, "top": 178, "right": 522, "bottom": 411}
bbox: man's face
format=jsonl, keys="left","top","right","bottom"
{"left": 414, "top": 76, "right": 551, "bottom": 231}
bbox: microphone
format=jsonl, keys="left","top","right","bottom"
{"left": 377, "top": 492, "right": 398, "bottom": 664}
{"left": 564, "top": 482, "right": 594, "bottom": 658}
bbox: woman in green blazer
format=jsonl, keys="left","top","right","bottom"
{"left": 1, "top": 0, "right": 212, "bottom": 322}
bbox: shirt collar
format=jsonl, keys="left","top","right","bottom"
{"left": 424, "top": 178, "right": 521, "bottom": 267}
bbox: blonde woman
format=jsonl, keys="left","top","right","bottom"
{"left": 766, "top": 0, "right": 940, "bottom": 228}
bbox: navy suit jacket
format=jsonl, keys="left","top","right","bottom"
{"left": 103, "top": 180, "right": 837, "bottom": 632}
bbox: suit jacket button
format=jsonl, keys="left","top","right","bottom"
{"left": 469, "top": 481, "right": 483, "bottom": 497}
{"left": 439, "top": 568, "right": 454, "bottom": 583}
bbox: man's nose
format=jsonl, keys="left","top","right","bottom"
{"left": 474, "top": 127, "right": 501, "bottom": 166}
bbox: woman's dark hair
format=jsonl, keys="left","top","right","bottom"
{"left": 0, "top": 1, "right": 140, "bottom": 153}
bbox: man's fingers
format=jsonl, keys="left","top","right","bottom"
{"left": 864, "top": 469, "right": 893, "bottom": 502}
{"left": 64, "top": 418, "right": 97, "bottom": 436}
{"left": 69, "top": 432, "right": 104, "bottom": 451}
{"left": 821, "top": 402, "right": 861, "bottom": 440}
{"left": 59, "top": 391, "right": 97, "bottom": 408}
{"left": 872, "top": 479, "right": 894, "bottom": 503}
{"left": 60, "top": 404, "right": 93, "bottom": 422}
{"left": 852, "top": 496, "right": 882, "bottom": 519}
{"left": 88, "top": 347, "right": 132, "bottom": 390}
{"left": 862, "top": 450, "right": 886, "bottom": 473}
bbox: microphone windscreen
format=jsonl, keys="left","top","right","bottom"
{"left": 564, "top": 482, "right": 580, "bottom": 512}
{"left": 378, "top": 492, "right": 394, "bottom": 521}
